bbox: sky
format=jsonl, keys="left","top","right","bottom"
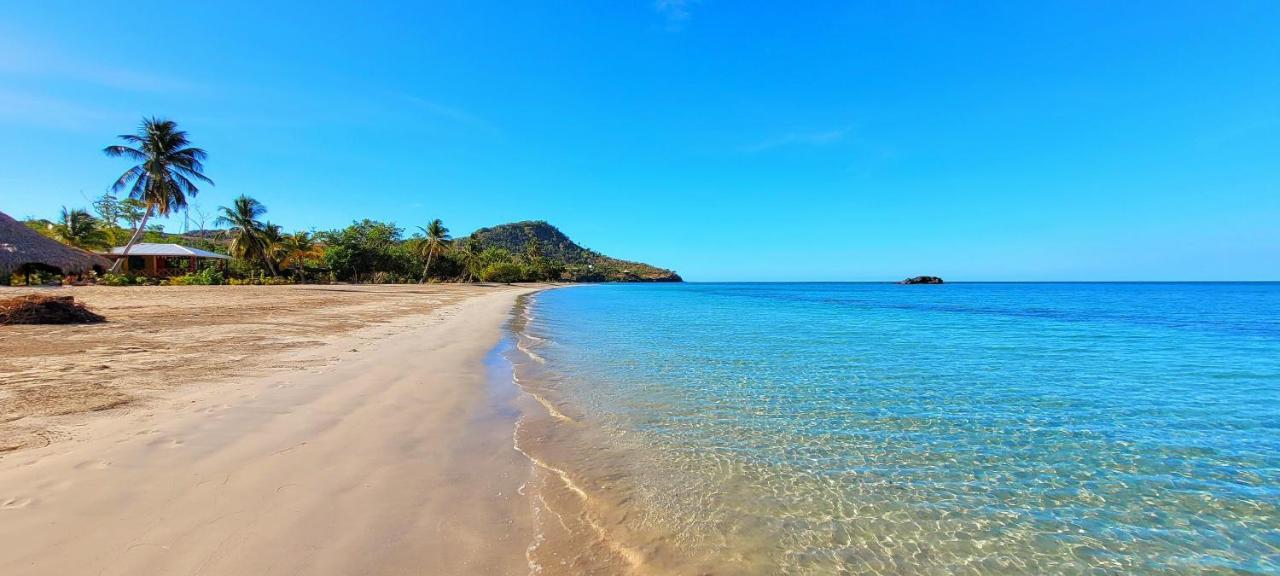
{"left": 1, "top": 1, "right": 1277, "bottom": 281}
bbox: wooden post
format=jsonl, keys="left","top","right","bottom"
{"left": 190, "top": 256, "right": 197, "bottom": 273}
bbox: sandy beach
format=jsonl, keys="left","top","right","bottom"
{"left": 0, "top": 284, "right": 546, "bottom": 575}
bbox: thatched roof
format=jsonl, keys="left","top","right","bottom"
{"left": 0, "top": 210, "right": 113, "bottom": 277}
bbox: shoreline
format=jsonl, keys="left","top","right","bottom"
{"left": 0, "top": 284, "right": 552, "bottom": 575}
{"left": 505, "top": 291, "right": 686, "bottom": 575}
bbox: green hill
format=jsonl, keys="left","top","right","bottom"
{"left": 468, "top": 221, "right": 682, "bottom": 282}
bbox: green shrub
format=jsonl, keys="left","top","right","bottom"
{"left": 167, "top": 268, "right": 225, "bottom": 286}
{"left": 100, "top": 273, "right": 135, "bottom": 286}
{"left": 481, "top": 262, "right": 525, "bottom": 283}
{"left": 226, "top": 274, "right": 293, "bottom": 286}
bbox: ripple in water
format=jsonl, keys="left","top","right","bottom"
{"left": 510, "top": 283, "right": 1280, "bottom": 575}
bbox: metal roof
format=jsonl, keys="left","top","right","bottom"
{"left": 107, "top": 243, "right": 231, "bottom": 259}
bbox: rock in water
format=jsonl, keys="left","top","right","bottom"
{"left": 900, "top": 276, "right": 943, "bottom": 284}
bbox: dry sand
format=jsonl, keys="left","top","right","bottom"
{"left": 0, "top": 284, "right": 546, "bottom": 575}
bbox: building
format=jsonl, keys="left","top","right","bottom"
{"left": 105, "top": 243, "right": 231, "bottom": 277}
{"left": 0, "top": 210, "right": 112, "bottom": 285}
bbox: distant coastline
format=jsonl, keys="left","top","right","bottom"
{"left": 6, "top": 118, "right": 679, "bottom": 288}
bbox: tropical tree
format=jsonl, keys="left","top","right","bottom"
{"left": 280, "top": 231, "right": 323, "bottom": 281}
{"left": 414, "top": 219, "right": 451, "bottom": 283}
{"left": 455, "top": 238, "right": 484, "bottom": 282}
{"left": 321, "top": 220, "right": 405, "bottom": 282}
{"left": 90, "top": 192, "right": 123, "bottom": 244}
{"left": 103, "top": 117, "right": 213, "bottom": 271}
{"left": 120, "top": 198, "right": 147, "bottom": 230}
{"left": 214, "top": 195, "right": 276, "bottom": 275}
{"left": 260, "top": 223, "right": 286, "bottom": 275}
{"left": 50, "top": 206, "right": 111, "bottom": 250}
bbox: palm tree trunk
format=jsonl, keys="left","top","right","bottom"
{"left": 419, "top": 245, "right": 436, "bottom": 284}
{"left": 109, "top": 206, "right": 152, "bottom": 273}
{"left": 252, "top": 236, "right": 278, "bottom": 277}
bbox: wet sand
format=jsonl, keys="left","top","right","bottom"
{"left": 0, "top": 284, "right": 546, "bottom": 575}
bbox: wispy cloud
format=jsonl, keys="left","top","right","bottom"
{"left": 655, "top": 0, "right": 699, "bottom": 31}
{"left": 0, "top": 31, "right": 201, "bottom": 94}
{"left": 396, "top": 94, "right": 499, "bottom": 134}
{"left": 743, "top": 128, "right": 848, "bottom": 153}
{"left": 0, "top": 87, "right": 127, "bottom": 131}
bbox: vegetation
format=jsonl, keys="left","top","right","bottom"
{"left": 278, "top": 231, "right": 323, "bottom": 281}
{"left": 15, "top": 118, "right": 680, "bottom": 286}
{"left": 321, "top": 219, "right": 411, "bottom": 283}
{"left": 413, "top": 219, "right": 450, "bottom": 283}
{"left": 22, "top": 210, "right": 681, "bottom": 285}
{"left": 215, "top": 195, "right": 277, "bottom": 276}
{"left": 480, "top": 262, "right": 524, "bottom": 283}
{"left": 468, "top": 221, "right": 680, "bottom": 281}
{"left": 50, "top": 207, "right": 111, "bottom": 251}
{"left": 103, "top": 117, "right": 213, "bottom": 272}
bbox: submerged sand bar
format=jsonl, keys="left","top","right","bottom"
{"left": 0, "top": 284, "right": 543, "bottom": 575}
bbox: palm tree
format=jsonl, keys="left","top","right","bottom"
{"left": 456, "top": 238, "right": 483, "bottom": 282}
{"left": 51, "top": 206, "right": 111, "bottom": 251}
{"left": 214, "top": 195, "right": 276, "bottom": 276}
{"left": 280, "top": 231, "right": 322, "bottom": 281}
{"left": 103, "top": 117, "right": 212, "bottom": 271}
{"left": 260, "top": 223, "right": 286, "bottom": 276}
{"left": 414, "top": 219, "right": 451, "bottom": 283}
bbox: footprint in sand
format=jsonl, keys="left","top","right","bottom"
{"left": 74, "top": 459, "right": 111, "bottom": 470}
{"left": 2, "top": 497, "right": 34, "bottom": 509}
{"left": 147, "top": 437, "right": 185, "bottom": 449}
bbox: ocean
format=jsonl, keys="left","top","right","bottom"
{"left": 506, "top": 283, "right": 1280, "bottom": 574}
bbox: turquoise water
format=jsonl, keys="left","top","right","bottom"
{"left": 511, "top": 283, "right": 1280, "bottom": 574}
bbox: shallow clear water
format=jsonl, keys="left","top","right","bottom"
{"left": 511, "top": 283, "right": 1280, "bottom": 574}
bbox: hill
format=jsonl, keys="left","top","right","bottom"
{"left": 467, "top": 221, "right": 682, "bottom": 282}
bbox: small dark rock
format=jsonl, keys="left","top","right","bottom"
{"left": 900, "top": 276, "right": 943, "bottom": 285}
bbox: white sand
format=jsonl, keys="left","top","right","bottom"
{"left": 0, "top": 286, "right": 542, "bottom": 575}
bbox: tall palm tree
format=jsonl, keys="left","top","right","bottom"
{"left": 214, "top": 195, "right": 277, "bottom": 275}
{"left": 456, "top": 238, "right": 483, "bottom": 282}
{"left": 280, "top": 231, "right": 322, "bottom": 281}
{"left": 414, "top": 219, "right": 451, "bottom": 283}
{"left": 103, "top": 117, "right": 212, "bottom": 271}
{"left": 51, "top": 206, "right": 111, "bottom": 251}
{"left": 260, "top": 223, "right": 286, "bottom": 276}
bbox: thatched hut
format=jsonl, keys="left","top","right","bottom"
{"left": 0, "top": 210, "right": 112, "bottom": 285}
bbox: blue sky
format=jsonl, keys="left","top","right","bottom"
{"left": 1, "top": 1, "right": 1277, "bottom": 281}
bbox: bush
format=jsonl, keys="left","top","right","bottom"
{"left": 224, "top": 271, "right": 292, "bottom": 286}
{"left": 481, "top": 262, "right": 525, "bottom": 283}
{"left": 227, "top": 276, "right": 292, "bottom": 286}
{"left": 99, "top": 273, "right": 137, "bottom": 286}
{"left": 167, "top": 268, "right": 225, "bottom": 286}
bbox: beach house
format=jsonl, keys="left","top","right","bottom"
{"left": 104, "top": 243, "right": 231, "bottom": 277}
